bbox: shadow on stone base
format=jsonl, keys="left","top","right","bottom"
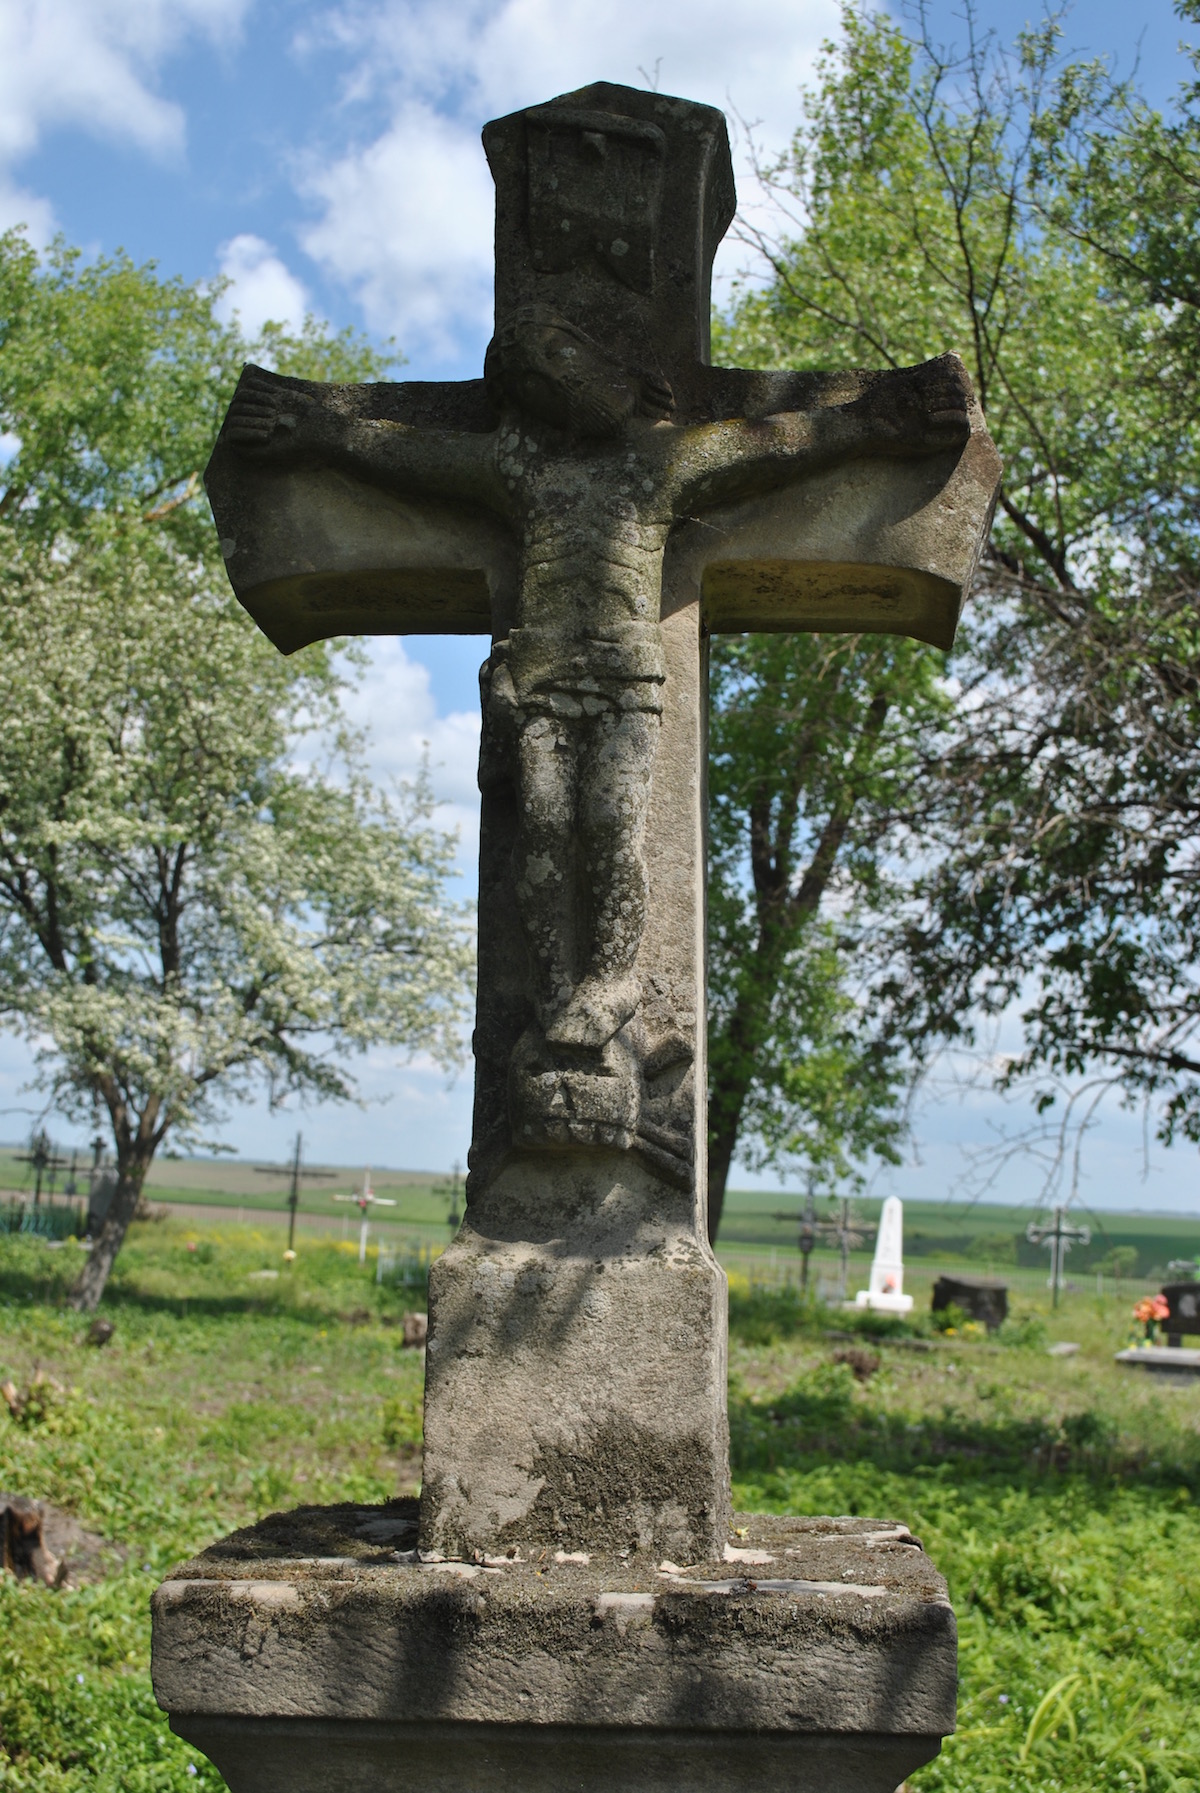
{"left": 153, "top": 1507, "right": 956, "bottom": 1793}
{"left": 172, "top": 1715, "right": 943, "bottom": 1793}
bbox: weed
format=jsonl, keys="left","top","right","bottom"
{"left": 998, "top": 1311, "right": 1050, "bottom": 1350}
{"left": 726, "top": 1278, "right": 819, "bottom": 1344}
{"left": 831, "top": 1345, "right": 881, "bottom": 1382}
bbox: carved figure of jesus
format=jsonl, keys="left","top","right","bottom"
{"left": 225, "top": 309, "right": 969, "bottom": 1060}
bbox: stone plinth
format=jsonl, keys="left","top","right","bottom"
{"left": 1116, "top": 1345, "right": 1200, "bottom": 1375}
{"left": 152, "top": 1502, "right": 956, "bottom": 1793}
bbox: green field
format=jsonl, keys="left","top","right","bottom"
{"left": 718, "top": 1186, "right": 1200, "bottom": 1282}
{"left": 6, "top": 1145, "right": 1197, "bottom": 1282}
{"left": 0, "top": 1146, "right": 463, "bottom": 1237}
{"left": 2, "top": 1214, "right": 1199, "bottom": 1790}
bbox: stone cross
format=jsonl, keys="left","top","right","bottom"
{"left": 207, "top": 81, "right": 1000, "bottom": 1565}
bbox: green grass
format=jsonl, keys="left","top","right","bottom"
{"left": 2, "top": 1220, "right": 1199, "bottom": 1789}
{"left": 727, "top": 1283, "right": 1200, "bottom": 1792}
{"left": 0, "top": 1223, "right": 426, "bottom": 1789}
{"left": 0, "top": 1146, "right": 462, "bottom": 1234}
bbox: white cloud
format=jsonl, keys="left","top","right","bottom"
{"left": 213, "top": 233, "right": 311, "bottom": 335}
{"left": 299, "top": 0, "right": 841, "bottom": 365}
{"left": 0, "top": 175, "right": 55, "bottom": 244}
{"left": 317, "top": 0, "right": 836, "bottom": 135}
{"left": 300, "top": 104, "right": 495, "bottom": 359}
{"left": 0, "top": 0, "right": 248, "bottom": 178}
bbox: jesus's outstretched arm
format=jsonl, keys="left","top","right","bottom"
{"left": 221, "top": 365, "right": 507, "bottom": 513}
{"left": 667, "top": 354, "right": 973, "bottom": 514}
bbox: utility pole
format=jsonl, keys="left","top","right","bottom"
{"left": 1026, "top": 1206, "right": 1091, "bottom": 1308}
{"left": 447, "top": 1161, "right": 463, "bottom": 1231}
{"left": 285, "top": 1134, "right": 303, "bottom": 1256}
{"left": 797, "top": 1176, "right": 815, "bottom": 1291}
{"left": 836, "top": 1198, "right": 852, "bottom": 1303}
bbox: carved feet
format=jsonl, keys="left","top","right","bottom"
{"left": 849, "top": 353, "right": 972, "bottom": 458}
{"left": 509, "top": 1027, "right": 640, "bottom": 1153}
{"left": 507, "top": 987, "right": 695, "bottom": 1190}
{"left": 542, "top": 971, "right": 641, "bottom": 1050}
{"left": 222, "top": 367, "right": 316, "bottom": 454}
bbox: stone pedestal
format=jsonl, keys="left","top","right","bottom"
{"left": 152, "top": 1503, "right": 956, "bottom": 1793}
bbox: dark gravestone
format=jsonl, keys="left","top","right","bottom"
{"left": 85, "top": 1169, "right": 117, "bottom": 1238}
{"left": 932, "top": 1274, "right": 1008, "bottom": 1333}
{"left": 1162, "top": 1281, "right": 1200, "bottom": 1349}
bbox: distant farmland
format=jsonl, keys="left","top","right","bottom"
{"left": 3, "top": 1147, "right": 1198, "bottom": 1281}
{"left": 718, "top": 1186, "right": 1200, "bottom": 1281}
{"left": 0, "top": 1146, "right": 461, "bottom": 1232}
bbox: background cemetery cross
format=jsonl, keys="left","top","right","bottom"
{"left": 253, "top": 1132, "right": 336, "bottom": 1258}
{"left": 206, "top": 80, "right": 1000, "bottom": 1562}
{"left": 1027, "top": 1206, "right": 1091, "bottom": 1308}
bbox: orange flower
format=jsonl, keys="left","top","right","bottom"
{"left": 1133, "top": 1295, "right": 1170, "bottom": 1323}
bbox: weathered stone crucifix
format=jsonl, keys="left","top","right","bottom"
{"left": 206, "top": 83, "right": 999, "bottom": 1566}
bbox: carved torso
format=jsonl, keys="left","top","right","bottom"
{"left": 494, "top": 421, "right": 674, "bottom": 714}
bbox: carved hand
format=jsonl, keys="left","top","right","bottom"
{"left": 849, "top": 355, "right": 971, "bottom": 456}
{"left": 222, "top": 367, "right": 318, "bottom": 455}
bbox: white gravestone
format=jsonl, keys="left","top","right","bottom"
{"left": 855, "top": 1195, "right": 914, "bottom": 1315}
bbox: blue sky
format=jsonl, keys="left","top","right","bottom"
{"left": 2, "top": 0, "right": 1198, "bottom": 1213}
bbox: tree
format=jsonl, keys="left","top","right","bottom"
{"left": 878, "top": 3, "right": 1200, "bottom": 1159}
{"left": 0, "top": 232, "right": 473, "bottom": 1308}
{"left": 1034, "top": 0, "right": 1200, "bottom": 402}
{"left": 710, "top": 0, "right": 1200, "bottom": 1219}
{"left": 705, "top": 1, "right": 1023, "bottom": 1235}
{"left": 705, "top": 627, "right": 947, "bottom": 1239}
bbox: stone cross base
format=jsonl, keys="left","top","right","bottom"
{"left": 167, "top": 1719, "right": 943, "bottom": 1793}
{"left": 152, "top": 1504, "right": 956, "bottom": 1793}
{"left": 420, "top": 1189, "right": 730, "bottom": 1560}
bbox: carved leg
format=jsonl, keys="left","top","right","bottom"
{"left": 513, "top": 715, "right": 578, "bottom": 1025}
{"left": 547, "top": 708, "right": 658, "bottom": 1049}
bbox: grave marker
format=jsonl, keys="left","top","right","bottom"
{"left": 153, "top": 81, "right": 1001, "bottom": 1793}
{"left": 932, "top": 1273, "right": 1008, "bottom": 1332}
{"left": 855, "top": 1194, "right": 913, "bottom": 1314}
{"left": 1026, "top": 1206, "right": 1090, "bottom": 1308}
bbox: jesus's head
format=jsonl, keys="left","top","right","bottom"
{"left": 485, "top": 306, "right": 672, "bottom": 438}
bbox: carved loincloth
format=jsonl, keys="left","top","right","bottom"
{"left": 498, "top": 620, "right": 666, "bottom": 716}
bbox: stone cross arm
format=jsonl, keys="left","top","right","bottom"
{"left": 206, "top": 355, "right": 999, "bottom": 658}
{"left": 205, "top": 374, "right": 506, "bottom": 653}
